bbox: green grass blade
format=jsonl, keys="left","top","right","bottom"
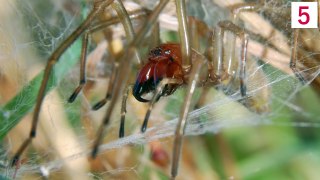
{"left": 0, "top": 40, "right": 81, "bottom": 140}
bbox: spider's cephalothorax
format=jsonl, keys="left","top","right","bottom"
{"left": 133, "top": 44, "right": 184, "bottom": 102}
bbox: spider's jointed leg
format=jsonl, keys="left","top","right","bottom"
{"left": 141, "top": 78, "right": 184, "bottom": 133}
{"left": 92, "top": 62, "right": 119, "bottom": 110}
{"left": 119, "top": 86, "right": 131, "bottom": 138}
{"left": 216, "top": 21, "right": 249, "bottom": 97}
{"left": 91, "top": 0, "right": 170, "bottom": 159}
{"left": 171, "top": 58, "right": 205, "bottom": 179}
{"left": 89, "top": 9, "right": 147, "bottom": 110}
{"left": 69, "top": 0, "right": 141, "bottom": 104}
{"left": 10, "top": 0, "right": 150, "bottom": 167}
{"left": 68, "top": 32, "right": 90, "bottom": 103}
{"left": 175, "top": 0, "right": 191, "bottom": 69}
{"left": 10, "top": 0, "right": 116, "bottom": 166}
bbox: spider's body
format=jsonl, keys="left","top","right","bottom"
{"left": 133, "top": 44, "right": 184, "bottom": 102}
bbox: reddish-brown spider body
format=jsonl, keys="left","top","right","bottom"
{"left": 133, "top": 44, "right": 185, "bottom": 102}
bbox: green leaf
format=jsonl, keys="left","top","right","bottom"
{"left": 0, "top": 40, "right": 81, "bottom": 140}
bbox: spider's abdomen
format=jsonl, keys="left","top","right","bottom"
{"left": 133, "top": 44, "right": 184, "bottom": 102}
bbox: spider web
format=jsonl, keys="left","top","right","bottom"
{"left": 1, "top": 0, "right": 320, "bottom": 179}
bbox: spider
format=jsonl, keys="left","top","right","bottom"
{"left": 9, "top": 0, "right": 308, "bottom": 179}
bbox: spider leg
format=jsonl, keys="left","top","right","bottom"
{"left": 68, "top": 32, "right": 90, "bottom": 103}
{"left": 239, "top": 33, "right": 249, "bottom": 97}
{"left": 92, "top": 9, "right": 147, "bottom": 110}
{"left": 10, "top": 0, "right": 142, "bottom": 167}
{"left": 224, "top": 3, "right": 260, "bottom": 80}
{"left": 188, "top": 17, "right": 213, "bottom": 52}
{"left": 141, "top": 78, "right": 183, "bottom": 133}
{"left": 230, "top": 3, "right": 261, "bottom": 21}
{"left": 175, "top": 0, "right": 191, "bottom": 69}
{"left": 119, "top": 14, "right": 161, "bottom": 138}
{"left": 216, "top": 21, "right": 249, "bottom": 97}
{"left": 290, "top": 29, "right": 306, "bottom": 84}
{"left": 150, "top": 21, "right": 161, "bottom": 48}
{"left": 112, "top": 0, "right": 142, "bottom": 64}
{"left": 92, "top": 62, "right": 119, "bottom": 110}
{"left": 189, "top": 17, "right": 200, "bottom": 51}
{"left": 171, "top": 58, "right": 205, "bottom": 179}
{"left": 91, "top": 0, "right": 170, "bottom": 159}
{"left": 69, "top": 0, "right": 143, "bottom": 104}
{"left": 214, "top": 25, "right": 226, "bottom": 81}
{"left": 119, "top": 86, "right": 130, "bottom": 138}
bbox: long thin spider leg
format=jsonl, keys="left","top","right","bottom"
{"left": 175, "top": 0, "right": 191, "bottom": 70}
{"left": 119, "top": 86, "right": 131, "bottom": 138}
{"left": 230, "top": 3, "right": 261, "bottom": 21}
{"left": 225, "top": 3, "right": 260, "bottom": 78}
{"left": 119, "top": 20, "right": 160, "bottom": 138}
{"left": 214, "top": 26, "right": 225, "bottom": 80}
{"left": 11, "top": 0, "right": 118, "bottom": 166}
{"left": 89, "top": 9, "right": 147, "bottom": 110}
{"left": 141, "top": 78, "right": 183, "bottom": 133}
{"left": 91, "top": 0, "right": 170, "bottom": 159}
{"left": 112, "top": 0, "right": 142, "bottom": 64}
{"left": 69, "top": 3, "right": 144, "bottom": 104}
{"left": 239, "top": 34, "right": 249, "bottom": 97}
{"left": 75, "top": 9, "right": 147, "bottom": 110}
{"left": 92, "top": 62, "right": 119, "bottom": 110}
{"left": 68, "top": 32, "right": 90, "bottom": 103}
{"left": 217, "top": 21, "right": 249, "bottom": 97}
{"left": 290, "top": 29, "right": 306, "bottom": 84}
{"left": 171, "top": 59, "right": 205, "bottom": 179}
{"left": 89, "top": 9, "right": 147, "bottom": 34}
{"left": 150, "top": 21, "right": 160, "bottom": 48}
